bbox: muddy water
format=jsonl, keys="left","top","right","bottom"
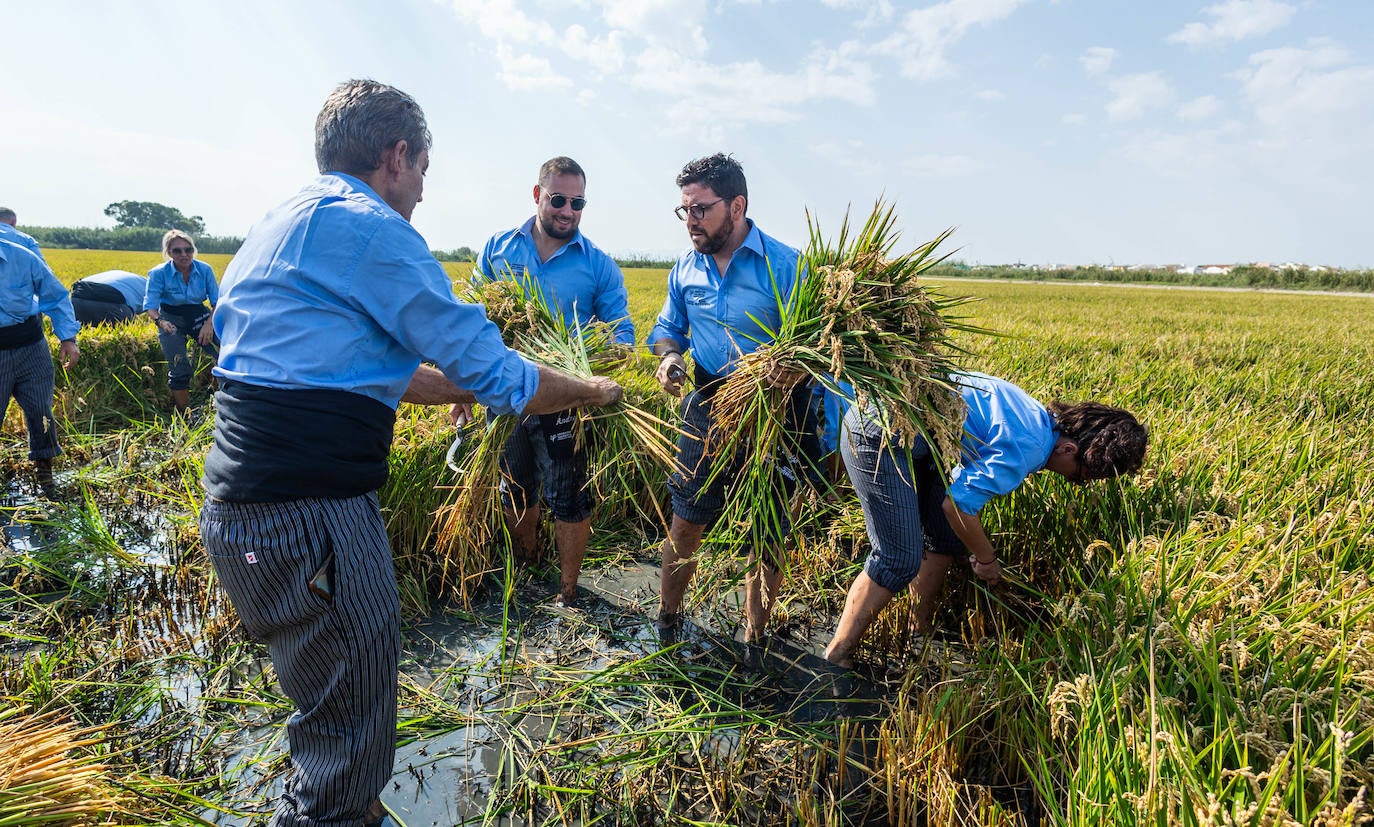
{"left": 208, "top": 561, "right": 890, "bottom": 825}
{"left": 4, "top": 470, "right": 913, "bottom": 825}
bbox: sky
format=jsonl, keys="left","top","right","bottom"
{"left": 4, "top": 0, "right": 1372, "bottom": 268}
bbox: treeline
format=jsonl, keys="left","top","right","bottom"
{"left": 22, "top": 226, "right": 245, "bottom": 255}
{"left": 927, "top": 263, "right": 1374, "bottom": 293}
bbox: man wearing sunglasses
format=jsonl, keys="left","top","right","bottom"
{"left": 199, "top": 81, "right": 622, "bottom": 827}
{"left": 648, "top": 152, "right": 816, "bottom": 643}
{"left": 470, "top": 156, "right": 634, "bottom": 607}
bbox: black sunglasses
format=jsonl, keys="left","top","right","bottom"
{"left": 169, "top": 246, "right": 194, "bottom": 255}
{"left": 543, "top": 190, "right": 587, "bottom": 211}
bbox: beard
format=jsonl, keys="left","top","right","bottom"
{"left": 539, "top": 213, "right": 576, "bottom": 240}
{"left": 691, "top": 215, "right": 735, "bottom": 255}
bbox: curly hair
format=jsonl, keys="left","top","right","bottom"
{"left": 675, "top": 153, "right": 747, "bottom": 213}
{"left": 1047, "top": 401, "right": 1148, "bottom": 481}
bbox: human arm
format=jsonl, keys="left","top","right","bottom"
{"left": 32, "top": 261, "right": 80, "bottom": 344}
{"left": 142, "top": 266, "right": 174, "bottom": 333}
{"left": 401, "top": 363, "right": 478, "bottom": 405}
{"left": 942, "top": 496, "right": 1002, "bottom": 585}
{"left": 652, "top": 336, "right": 689, "bottom": 397}
{"left": 595, "top": 259, "right": 636, "bottom": 347}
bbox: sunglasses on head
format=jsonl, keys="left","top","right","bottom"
{"left": 170, "top": 246, "right": 194, "bottom": 255}
{"left": 543, "top": 190, "right": 587, "bottom": 211}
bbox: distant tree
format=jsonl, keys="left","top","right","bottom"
{"left": 433, "top": 246, "right": 476, "bottom": 262}
{"left": 103, "top": 200, "right": 206, "bottom": 234}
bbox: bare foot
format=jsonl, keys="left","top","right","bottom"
{"left": 553, "top": 589, "right": 577, "bottom": 608}
{"left": 822, "top": 645, "right": 854, "bottom": 670}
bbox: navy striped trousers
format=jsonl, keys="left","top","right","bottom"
{"left": 0, "top": 337, "right": 61, "bottom": 460}
{"left": 201, "top": 494, "right": 399, "bottom": 826}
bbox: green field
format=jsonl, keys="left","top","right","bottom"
{"left": 3, "top": 251, "right": 1372, "bottom": 824}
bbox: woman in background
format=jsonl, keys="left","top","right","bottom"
{"left": 144, "top": 230, "right": 218, "bottom": 414}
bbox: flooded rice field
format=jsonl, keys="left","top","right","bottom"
{"left": 1, "top": 439, "right": 968, "bottom": 825}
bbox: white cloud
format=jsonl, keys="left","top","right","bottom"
{"left": 494, "top": 44, "right": 573, "bottom": 91}
{"left": 1236, "top": 38, "right": 1374, "bottom": 131}
{"left": 561, "top": 24, "right": 627, "bottom": 74}
{"left": 811, "top": 139, "right": 883, "bottom": 176}
{"left": 1107, "top": 71, "right": 1175, "bottom": 120}
{"left": 1062, "top": 113, "right": 1086, "bottom": 125}
{"left": 1168, "top": 0, "right": 1296, "bottom": 47}
{"left": 977, "top": 88, "right": 1005, "bottom": 101}
{"left": 597, "top": 0, "right": 709, "bottom": 55}
{"left": 1080, "top": 46, "right": 1117, "bottom": 75}
{"left": 630, "top": 43, "right": 877, "bottom": 126}
{"left": 870, "top": 0, "right": 1030, "bottom": 80}
{"left": 1177, "top": 95, "right": 1220, "bottom": 121}
{"left": 448, "top": 0, "right": 556, "bottom": 44}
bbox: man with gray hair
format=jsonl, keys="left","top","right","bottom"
{"left": 200, "top": 79, "right": 621, "bottom": 827}
{"left": 0, "top": 207, "right": 45, "bottom": 261}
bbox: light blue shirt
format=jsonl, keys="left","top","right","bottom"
{"left": 144, "top": 259, "right": 218, "bottom": 311}
{"left": 82, "top": 270, "right": 148, "bottom": 308}
{"left": 0, "top": 238, "right": 79, "bottom": 341}
{"left": 474, "top": 217, "right": 634, "bottom": 345}
{"left": 213, "top": 173, "right": 540, "bottom": 413}
{"left": 0, "top": 223, "right": 44, "bottom": 261}
{"left": 647, "top": 221, "right": 802, "bottom": 376}
{"left": 947, "top": 372, "right": 1058, "bottom": 514}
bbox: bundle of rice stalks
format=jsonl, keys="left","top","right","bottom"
{"left": 705, "top": 200, "right": 985, "bottom": 549}
{"left": 0, "top": 705, "right": 124, "bottom": 823}
{"left": 432, "top": 279, "right": 681, "bottom": 606}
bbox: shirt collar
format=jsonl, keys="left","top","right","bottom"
{"left": 518, "top": 215, "right": 585, "bottom": 254}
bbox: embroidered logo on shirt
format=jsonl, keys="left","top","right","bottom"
{"left": 244, "top": 551, "right": 258, "bottom": 565}
{"left": 684, "top": 286, "right": 713, "bottom": 307}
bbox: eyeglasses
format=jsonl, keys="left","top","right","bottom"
{"left": 674, "top": 198, "right": 724, "bottom": 222}
{"left": 543, "top": 190, "right": 587, "bottom": 211}
{"left": 169, "top": 246, "right": 194, "bottom": 255}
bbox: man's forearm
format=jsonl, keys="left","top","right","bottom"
{"left": 652, "top": 338, "right": 684, "bottom": 357}
{"left": 522, "top": 365, "right": 608, "bottom": 414}
{"left": 401, "top": 364, "right": 477, "bottom": 405}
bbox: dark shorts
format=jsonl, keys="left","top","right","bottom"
{"left": 840, "top": 408, "right": 963, "bottom": 593}
{"left": 667, "top": 381, "right": 818, "bottom": 539}
{"left": 499, "top": 409, "right": 592, "bottom": 523}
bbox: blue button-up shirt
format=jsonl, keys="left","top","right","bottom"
{"left": 474, "top": 217, "right": 634, "bottom": 345}
{"left": 646, "top": 221, "right": 802, "bottom": 376}
{"left": 947, "top": 372, "right": 1058, "bottom": 514}
{"left": 213, "top": 173, "right": 540, "bottom": 413}
{"left": 0, "top": 224, "right": 44, "bottom": 261}
{"left": 144, "top": 259, "right": 219, "bottom": 311}
{"left": 0, "top": 238, "right": 79, "bottom": 341}
{"left": 82, "top": 270, "right": 148, "bottom": 308}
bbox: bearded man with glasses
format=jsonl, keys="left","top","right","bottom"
{"left": 649, "top": 152, "right": 818, "bottom": 643}
{"left": 468, "top": 156, "right": 634, "bottom": 607}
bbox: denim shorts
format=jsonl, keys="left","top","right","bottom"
{"left": 840, "top": 407, "right": 963, "bottom": 593}
{"left": 499, "top": 409, "right": 592, "bottom": 523}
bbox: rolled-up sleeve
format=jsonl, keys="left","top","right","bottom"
{"left": 351, "top": 222, "right": 541, "bottom": 415}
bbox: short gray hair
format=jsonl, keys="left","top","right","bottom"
{"left": 314, "top": 79, "right": 432, "bottom": 175}
{"left": 0, "top": 207, "right": 16, "bottom": 225}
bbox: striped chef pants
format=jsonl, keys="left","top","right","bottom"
{"left": 200, "top": 493, "right": 399, "bottom": 826}
{"left": 0, "top": 337, "right": 60, "bottom": 460}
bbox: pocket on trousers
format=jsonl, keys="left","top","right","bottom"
{"left": 203, "top": 519, "right": 335, "bottom": 642}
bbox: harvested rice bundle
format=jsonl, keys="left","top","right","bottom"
{"left": 704, "top": 201, "right": 984, "bottom": 547}
{"left": 432, "top": 285, "right": 680, "bottom": 605}
{"left": 0, "top": 705, "right": 124, "bottom": 823}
